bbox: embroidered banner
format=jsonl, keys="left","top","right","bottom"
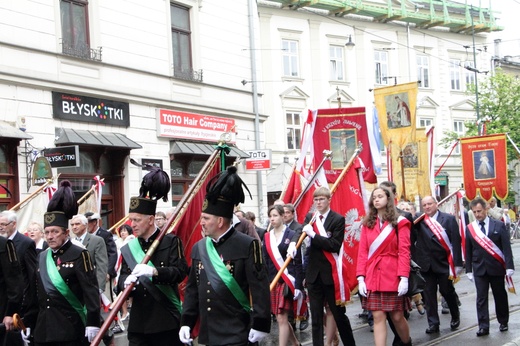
{"left": 460, "top": 134, "right": 508, "bottom": 201}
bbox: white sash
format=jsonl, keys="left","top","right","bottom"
{"left": 367, "top": 219, "right": 395, "bottom": 260}
{"left": 265, "top": 231, "right": 296, "bottom": 291}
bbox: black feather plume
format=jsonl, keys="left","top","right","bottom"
{"left": 205, "top": 166, "right": 252, "bottom": 205}
{"left": 139, "top": 167, "right": 171, "bottom": 202}
{"left": 47, "top": 180, "right": 78, "bottom": 219}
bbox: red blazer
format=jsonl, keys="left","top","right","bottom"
{"left": 356, "top": 217, "right": 411, "bottom": 292}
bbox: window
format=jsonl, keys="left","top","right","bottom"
{"left": 374, "top": 51, "right": 388, "bottom": 85}
{"left": 464, "top": 61, "right": 476, "bottom": 87}
{"left": 449, "top": 59, "right": 461, "bottom": 91}
{"left": 453, "top": 120, "right": 465, "bottom": 154}
{"left": 286, "top": 111, "right": 301, "bottom": 150}
{"left": 329, "top": 45, "right": 344, "bottom": 81}
{"left": 419, "top": 118, "right": 433, "bottom": 128}
{"left": 282, "top": 40, "right": 299, "bottom": 77}
{"left": 171, "top": 4, "right": 196, "bottom": 81}
{"left": 60, "top": 0, "right": 92, "bottom": 59}
{"left": 417, "top": 55, "right": 430, "bottom": 88}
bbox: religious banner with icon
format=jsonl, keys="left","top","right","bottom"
{"left": 460, "top": 133, "right": 508, "bottom": 201}
{"left": 374, "top": 81, "right": 418, "bottom": 148}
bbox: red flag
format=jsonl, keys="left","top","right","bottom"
{"left": 282, "top": 168, "right": 303, "bottom": 205}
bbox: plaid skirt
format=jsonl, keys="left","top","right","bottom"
{"left": 361, "top": 291, "right": 412, "bottom": 312}
{"left": 271, "top": 282, "right": 293, "bottom": 315}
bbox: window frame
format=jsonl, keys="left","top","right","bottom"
{"left": 282, "top": 39, "right": 300, "bottom": 77}
{"left": 449, "top": 59, "right": 462, "bottom": 91}
{"left": 374, "top": 50, "right": 389, "bottom": 85}
{"left": 171, "top": 3, "right": 193, "bottom": 76}
{"left": 329, "top": 45, "right": 345, "bottom": 81}
{"left": 60, "top": 0, "right": 90, "bottom": 57}
{"left": 453, "top": 120, "right": 465, "bottom": 154}
{"left": 417, "top": 55, "right": 430, "bottom": 88}
{"left": 285, "top": 111, "right": 302, "bottom": 150}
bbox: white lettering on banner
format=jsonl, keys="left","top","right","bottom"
{"left": 61, "top": 101, "right": 124, "bottom": 120}
{"left": 199, "top": 119, "right": 228, "bottom": 131}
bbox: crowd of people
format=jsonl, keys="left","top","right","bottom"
{"left": 0, "top": 168, "right": 516, "bottom": 346}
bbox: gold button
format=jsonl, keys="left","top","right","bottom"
{"left": 207, "top": 299, "right": 210, "bottom": 303}
{"left": 207, "top": 290, "right": 210, "bottom": 294}
{"left": 207, "top": 307, "right": 211, "bottom": 311}
{"left": 207, "top": 281, "right": 210, "bottom": 285}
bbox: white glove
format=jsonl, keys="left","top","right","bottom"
{"left": 85, "top": 326, "right": 100, "bottom": 342}
{"left": 124, "top": 274, "right": 139, "bottom": 288}
{"left": 455, "top": 266, "right": 463, "bottom": 276}
{"left": 132, "top": 264, "right": 155, "bottom": 278}
{"left": 179, "top": 326, "right": 192, "bottom": 344}
{"left": 293, "top": 289, "right": 302, "bottom": 301}
{"left": 303, "top": 236, "right": 311, "bottom": 248}
{"left": 248, "top": 328, "right": 269, "bottom": 343}
{"left": 467, "top": 272, "right": 474, "bottom": 282}
{"left": 397, "top": 277, "right": 409, "bottom": 296}
{"left": 357, "top": 277, "right": 367, "bottom": 297}
{"left": 506, "top": 269, "right": 515, "bottom": 277}
{"left": 287, "top": 242, "right": 297, "bottom": 259}
{"left": 303, "top": 224, "right": 316, "bottom": 238}
{"left": 21, "top": 327, "right": 30, "bottom": 346}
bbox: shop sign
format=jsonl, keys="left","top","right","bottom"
{"left": 157, "top": 109, "right": 236, "bottom": 143}
{"left": 43, "top": 145, "right": 80, "bottom": 168}
{"left": 32, "top": 157, "right": 53, "bottom": 185}
{"left": 245, "top": 149, "right": 271, "bottom": 170}
{"left": 52, "top": 92, "right": 130, "bottom": 127}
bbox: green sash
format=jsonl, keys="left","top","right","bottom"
{"left": 127, "top": 238, "right": 182, "bottom": 313}
{"left": 45, "top": 250, "right": 87, "bottom": 325}
{"left": 203, "top": 237, "right": 251, "bottom": 312}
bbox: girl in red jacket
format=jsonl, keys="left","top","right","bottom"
{"left": 356, "top": 187, "right": 412, "bottom": 346}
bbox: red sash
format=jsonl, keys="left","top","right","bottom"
{"left": 468, "top": 221, "right": 515, "bottom": 293}
{"left": 313, "top": 213, "right": 350, "bottom": 305}
{"left": 424, "top": 215, "right": 456, "bottom": 279}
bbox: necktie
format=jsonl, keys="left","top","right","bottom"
{"left": 319, "top": 215, "right": 324, "bottom": 222}
{"left": 479, "top": 221, "right": 486, "bottom": 236}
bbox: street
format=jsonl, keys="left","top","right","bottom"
{"left": 112, "top": 239, "right": 520, "bottom": 345}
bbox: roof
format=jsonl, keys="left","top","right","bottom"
{"left": 54, "top": 128, "right": 142, "bottom": 149}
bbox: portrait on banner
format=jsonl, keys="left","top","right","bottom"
{"left": 473, "top": 149, "right": 496, "bottom": 180}
{"left": 385, "top": 92, "right": 412, "bottom": 129}
{"left": 330, "top": 129, "right": 356, "bottom": 169}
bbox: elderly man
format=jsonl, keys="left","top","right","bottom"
{"left": 466, "top": 197, "right": 514, "bottom": 336}
{"left": 488, "top": 197, "right": 504, "bottom": 221}
{"left": 415, "top": 196, "right": 462, "bottom": 334}
{"left": 118, "top": 195, "right": 188, "bottom": 346}
{"left": 85, "top": 212, "right": 117, "bottom": 280}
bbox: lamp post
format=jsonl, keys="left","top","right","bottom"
{"left": 470, "top": 6, "right": 481, "bottom": 135}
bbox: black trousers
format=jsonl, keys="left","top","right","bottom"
{"left": 422, "top": 270, "right": 459, "bottom": 327}
{"left": 474, "top": 274, "right": 509, "bottom": 329}
{"left": 308, "top": 277, "right": 356, "bottom": 346}
{"left": 128, "top": 329, "right": 182, "bottom": 346}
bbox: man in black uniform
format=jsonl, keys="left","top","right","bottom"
{"left": 33, "top": 181, "right": 101, "bottom": 346}
{"left": 180, "top": 166, "right": 271, "bottom": 346}
{"left": 0, "top": 236, "right": 24, "bottom": 345}
{"left": 118, "top": 170, "right": 188, "bottom": 346}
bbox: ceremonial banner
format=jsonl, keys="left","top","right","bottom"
{"left": 461, "top": 134, "right": 508, "bottom": 201}
{"left": 374, "top": 82, "right": 418, "bottom": 148}
{"left": 313, "top": 107, "right": 377, "bottom": 183}
{"left": 389, "top": 127, "right": 433, "bottom": 201}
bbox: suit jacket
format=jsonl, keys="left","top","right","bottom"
{"left": 287, "top": 219, "right": 303, "bottom": 232}
{"left": 414, "top": 211, "right": 462, "bottom": 274}
{"left": 466, "top": 217, "right": 514, "bottom": 276}
{"left": 0, "top": 237, "right": 23, "bottom": 318}
{"left": 11, "top": 231, "right": 37, "bottom": 322}
{"left": 292, "top": 210, "right": 345, "bottom": 285}
{"left": 82, "top": 232, "right": 108, "bottom": 291}
{"left": 94, "top": 227, "right": 117, "bottom": 278}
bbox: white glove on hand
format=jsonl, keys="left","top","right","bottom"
{"left": 124, "top": 274, "right": 139, "bottom": 288}
{"left": 132, "top": 264, "right": 155, "bottom": 278}
{"left": 248, "top": 328, "right": 269, "bottom": 343}
{"left": 85, "top": 326, "right": 100, "bottom": 342}
{"left": 293, "top": 289, "right": 302, "bottom": 301}
{"left": 467, "top": 272, "right": 474, "bottom": 282}
{"left": 303, "top": 224, "right": 316, "bottom": 238}
{"left": 287, "top": 242, "right": 297, "bottom": 259}
{"left": 21, "top": 327, "right": 30, "bottom": 346}
{"left": 506, "top": 269, "right": 515, "bottom": 277}
{"left": 455, "top": 266, "right": 464, "bottom": 276}
{"left": 303, "top": 236, "right": 311, "bottom": 248}
{"left": 397, "top": 277, "right": 409, "bottom": 296}
{"left": 179, "top": 326, "right": 192, "bottom": 344}
{"left": 357, "top": 277, "right": 367, "bottom": 297}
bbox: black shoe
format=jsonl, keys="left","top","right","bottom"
{"left": 299, "top": 320, "right": 309, "bottom": 331}
{"left": 111, "top": 324, "right": 124, "bottom": 334}
{"left": 425, "top": 325, "right": 440, "bottom": 334}
{"left": 500, "top": 323, "right": 508, "bottom": 332}
{"left": 441, "top": 307, "right": 450, "bottom": 314}
{"left": 450, "top": 319, "right": 460, "bottom": 330}
{"left": 476, "top": 328, "right": 489, "bottom": 337}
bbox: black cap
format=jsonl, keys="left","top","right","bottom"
{"left": 128, "top": 167, "right": 170, "bottom": 215}
{"left": 129, "top": 197, "right": 157, "bottom": 215}
{"left": 44, "top": 211, "right": 69, "bottom": 229}
{"left": 45, "top": 180, "right": 78, "bottom": 229}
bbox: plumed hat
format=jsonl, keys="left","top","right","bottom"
{"left": 44, "top": 180, "right": 78, "bottom": 229}
{"left": 202, "top": 166, "right": 251, "bottom": 218}
{"left": 129, "top": 167, "right": 171, "bottom": 215}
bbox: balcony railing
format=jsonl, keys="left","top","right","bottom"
{"left": 173, "top": 67, "right": 203, "bottom": 83}
{"left": 62, "top": 41, "right": 102, "bottom": 62}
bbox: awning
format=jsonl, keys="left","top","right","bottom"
{"left": 169, "top": 141, "right": 250, "bottom": 159}
{"left": 0, "top": 122, "right": 33, "bottom": 140}
{"left": 55, "top": 128, "right": 142, "bottom": 149}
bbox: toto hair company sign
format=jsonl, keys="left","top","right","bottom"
{"left": 157, "top": 109, "right": 236, "bottom": 143}
{"left": 52, "top": 92, "right": 130, "bottom": 127}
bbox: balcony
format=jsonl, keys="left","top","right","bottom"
{"left": 62, "top": 41, "right": 102, "bottom": 62}
{"left": 173, "top": 67, "right": 203, "bottom": 83}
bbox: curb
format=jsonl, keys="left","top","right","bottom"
{"left": 503, "top": 337, "right": 520, "bottom": 346}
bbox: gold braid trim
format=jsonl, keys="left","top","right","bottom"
{"left": 6, "top": 241, "right": 18, "bottom": 263}
{"left": 82, "top": 251, "right": 94, "bottom": 272}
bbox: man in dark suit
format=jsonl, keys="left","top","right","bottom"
{"left": 283, "top": 203, "right": 302, "bottom": 231}
{"left": 85, "top": 212, "right": 117, "bottom": 281}
{"left": 415, "top": 196, "right": 463, "bottom": 334}
{"left": 288, "top": 187, "right": 356, "bottom": 346}
{"left": 466, "top": 197, "right": 514, "bottom": 336}
{"left": 0, "top": 211, "right": 38, "bottom": 341}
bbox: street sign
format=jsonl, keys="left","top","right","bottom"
{"left": 43, "top": 145, "right": 80, "bottom": 168}
{"left": 245, "top": 149, "right": 271, "bottom": 170}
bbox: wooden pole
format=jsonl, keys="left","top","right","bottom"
{"left": 10, "top": 176, "right": 57, "bottom": 212}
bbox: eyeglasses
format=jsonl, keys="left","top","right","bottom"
{"left": 155, "top": 217, "right": 165, "bottom": 221}
{"left": 313, "top": 197, "right": 328, "bottom": 202}
{"left": 0, "top": 221, "right": 13, "bottom": 228}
